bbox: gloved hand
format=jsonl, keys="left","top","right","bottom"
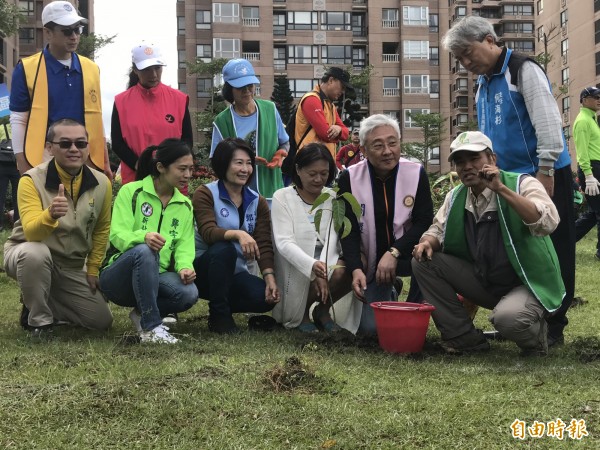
{"left": 266, "top": 149, "right": 288, "bottom": 169}
{"left": 255, "top": 156, "right": 269, "bottom": 166}
{"left": 585, "top": 174, "right": 600, "bottom": 196}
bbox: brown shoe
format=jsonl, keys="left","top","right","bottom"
{"left": 440, "top": 329, "right": 490, "bottom": 354}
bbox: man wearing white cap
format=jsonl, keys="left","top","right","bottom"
{"left": 9, "top": 1, "right": 110, "bottom": 178}
{"left": 111, "top": 41, "right": 192, "bottom": 186}
{"left": 412, "top": 131, "right": 564, "bottom": 356}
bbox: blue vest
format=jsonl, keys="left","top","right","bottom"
{"left": 195, "top": 180, "right": 259, "bottom": 274}
{"left": 476, "top": 47, "right": 570, "bottom": 174}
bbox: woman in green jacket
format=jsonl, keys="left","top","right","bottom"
{"left": 100, "top": 139, "right": 198, "bottom": 343}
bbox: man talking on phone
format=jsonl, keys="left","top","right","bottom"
{"left": 411, "top": 131, "right": 564, "bottom": 356}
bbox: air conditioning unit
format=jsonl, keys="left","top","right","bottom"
{"left": 562, "top": 112, "right": 569, "bottom": 123}
{"left": 562, "top": 54, "right": 568, "bottom": 65}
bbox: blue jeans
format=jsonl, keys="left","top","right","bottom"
{"left": 193, "top": 241, "right": 273, "bottom": 322}
{"left": 99, "top": 244, "right": 198, "bottom": 331}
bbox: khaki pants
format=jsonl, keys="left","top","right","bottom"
{"left": 411, "top": 252, "right": 547, "bottom": 350}
{"left": 4, "top": 242, "right": 113, "bottom": 330}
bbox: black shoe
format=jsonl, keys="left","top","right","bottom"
{"left": 571, "top": 297, "right": 588, "bottom": 308}
{"left": 28, "top": 324, "right": 54, "bottom": 340}
{"left": 440, "top": 329, "right": 490, "bottom": 354}
{"left": 20, "top": 304, "right": 30, "bottom": 330}
{"left": 208, "top": 316, "right": 241, "bottom": 334}
{"left": 547, "top": 333, "right": 564, "bottom": 347}
{"left": 393, "top": 277, "right": 403, "bottom": 297}
{"left": 483, "top": 330, "right": 507, "bottom": 341}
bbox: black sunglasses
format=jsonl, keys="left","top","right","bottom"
{"left": 49, "top": 140, "right": 88, "bottom": 149}
{"left": 57, "top": 26, "right": 84, "bottom": 37}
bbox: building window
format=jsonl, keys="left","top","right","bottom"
{"left": 537, "top": 0, "right": 543, "bottom": 14}
{"left": 403, "top": 40, "right": 429, "bottom": 59}
{"left": 242, "top": 7, "right": 259, "bottom": 27}
{"left": 287, "top": 12, "right": 318, "bottom": 30}
{"left": 429, "top": 14, "right": 438, "bottom": 33}
{"left": 382, "top": 9, "right": 399, "bottom": 28}
{"left": 19, "top": 28, "right": 34, "bottom": 45}
{"left": 196, "top": 10, "right": 211, "bottom": 29}
{"left": 352, "top": 13, "right": 366, "bottom": 37}
{"left": 561, "top": 68, "right": 569, "bottom": 85}
{"left": 320, "top": 12, "right": 351, "bottom": 31}
{"left": 179, "top": 83, "right": 187, "bottom": 94}
{"left": 196, "top": 44, "right": 212, "bottom": 62}
{"left": 322, "top": 46, "right": 352, "bottom": 64}
{"left": 383, "top": 77, "right": 400, "bottom": 96}
{"left": 429, "top": 147, "right": 440, "bottom": 163}
{"left": 503, "top": 22, "right": 534, "bottom": 34}
{"left": 560, "top": 10, "right": 568, "bottom": 28}
{"left": 596, "top": 0, "right": 600, "bottom": 13}
{"left": 503, "top": 5, "right": 534, "bottom": 15}
{"left": 273, "top": 13, "right": 286, "bottom": 35}
{"left": 404, "top": 75, "right": 429, "bottom": 94}
{"left": 289, "top": 79, "right": 318, "bottom": 97}
{"left": 455, "top": 7, "right": 467, "bottom": 18}
{"left": 505, "top": 40, "right": 534, "bottom": 52}
{"left": 456, "top": 78, "right": 468, "bottom": 91}
{"left": 197, "top": 79, "right": 212, "bottom": 98}
{"left": 538, "top": 26, "right": 544, "bottom": 42}
{"left": 352, "top": 47, "right": 366, "bottom": 69}
{"left": 456, "top": 96, "right": 468, "bottom": 108}
{"left": 597, "top": 51, "right": 600, "bottom": 75}
{"left": 562, "top": 96, "right": 570, "bottom": 113}
{"left": 213, "top": 38, "right": 240, "bottom": 59}
{"left": 19, "top": 0, "right": 34, "bottom": 16}
{"left": 561, "top": 38, "right": 568, "bottom": 56}
{"left": 429, "top": 47, "right": 439, "bottom": 65}
{"left": 596, "top": 19, "right": 600, "bottom": 45}
{"left": 177, "top": 17, "right": 185, "bottom": 35}
{"left": 384, "top": 111, "right": 401, "bottom": 122}
{"left": 404, "top": 109, "right": 430, "bottom": 128}
{"left": 274, "top": 46, "right": 286, "bottom": 70}
{"left": 242, "top": 41, "right": 260, "bottom": 61}
{"left": 178, "top": 50, "right": 186, "bottom": 69}
{"left": 430, "top": 79, "right": 440, "bottom": 95}
{"left": 403, "top": 6, "right": 428, "bottom": 26}
{"left": 213, "top": 3, "right": 239, "bottom": 23}
{"left": 563, "top": 126, "right": 571, "bottom": 140}
{"left": 287, "top": 45, "right": 318, "bottom": 64}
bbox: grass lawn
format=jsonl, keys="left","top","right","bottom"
{"left": 0, "top": 229, "right": 598, "bottom": 449}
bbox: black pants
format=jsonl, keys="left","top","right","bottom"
{"left": 546, "top": 165, "right": 576, "bottom": 338}
{"left": 0, "top": 163, "right": 20, "bottom": 228}
{"left": 575, "top": 162, "right": 600, "bottom": 250}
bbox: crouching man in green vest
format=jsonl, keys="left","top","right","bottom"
{"left": 412, "top": 131, "right": 564, "bottom": 356}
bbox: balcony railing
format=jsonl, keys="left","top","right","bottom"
{"left": 274, "top": 61, "right": 286, "bottom": 71}
{"left": 242, "top": 52, "right": 260, "bottom": 61}
{"left": 382, "top": 54, "right": 399, "bottom": 62}
{"left": 382, "top": 20, "right": 399, "bottom": 28}
{"left": 242, "top": 18, "right": 259, "bottom": 27}
{"left": 383, "top": 88, "right": 400, "bottom": 96}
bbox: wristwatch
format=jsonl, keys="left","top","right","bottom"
{"left": 388, "top": 247, "right": 400, "bottom": 259}
{"left": 538, "top": 168, "right": 555, "bottom": 177}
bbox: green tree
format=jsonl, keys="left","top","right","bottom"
{"left": 77, "top": 33, "right": 117, "bottom": 60}
{"left": 458, "top": 118, "right": 479, "bottom": 132}
{"left": 0, "top": 0, "right": 21, "bottom": 37}
{"left": 270, "top": 75, "right": 294, "bottom": 125}
{"left": 403, "top": 112, "right": 446, "bottom": 173}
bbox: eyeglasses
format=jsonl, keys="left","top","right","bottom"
{"left": 49, "top": 140, "right": 88, "bottom": 149}
{"left": 369, "top": 141, "right": 399, "bottom": 152}
{"left": 56, "top": 26, "right": 84, "bottom": 37}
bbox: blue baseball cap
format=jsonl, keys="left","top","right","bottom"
{"left": 222, "top": 59, "right": 260, "bottom": 88}
{"left": 580, "top": 86, "right": 600, "bottom": 103}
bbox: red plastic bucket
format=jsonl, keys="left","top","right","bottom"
{"left": 371, "top": 302, "right": 435, "bottom": 353}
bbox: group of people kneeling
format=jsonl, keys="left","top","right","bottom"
{"left": 4, "top": 114, "right": 565, "bottom": 356}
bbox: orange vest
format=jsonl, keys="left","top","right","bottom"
{"left": 294, "top": 86, "right": 337, "bottom": 157}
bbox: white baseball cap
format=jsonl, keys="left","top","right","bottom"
{"left": 132, "top": 42, "right": 166, "bottom": 70}
{"left": 42, "top": 1, "right": 87, "bottom": 26}
{"left": 448, "top": 131, "right": 494, "bottom": 162}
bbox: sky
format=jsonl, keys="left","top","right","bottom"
{"left": 94, "top": 0, "right": 178, "bottom": 139}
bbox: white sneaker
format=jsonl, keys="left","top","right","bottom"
{"left": 140, "top": 324, "right": 179, "bottom": 344}
{"left": 162, "top": 313, "right": 178, "bottom": 325}
{"left": 129, "top": 309, "right": 142, "bottom": 333}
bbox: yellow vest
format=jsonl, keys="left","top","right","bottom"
{"left": 21, "top": 51, "right": 104, "bottom": 170}
{"left": 295, "top": 86, "right": 337, "bottom": 157}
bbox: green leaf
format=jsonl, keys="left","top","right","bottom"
{"left": 311, "top": 191, "right": 332, "bottom": 212}
{"left": 314, "top": 209, "right": 323, "bottom": 234}
{"left": 341, "top": 192, "right": 362, "bottom": 220}
{"left": 332, "top": 200, "right": 345, "bottom": 232}
{"left": 340, "top": 217, "right": 352, "bottom": 239}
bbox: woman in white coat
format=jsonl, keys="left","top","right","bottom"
{"left": 271, "top": 143, "right": 359, "bottom": 333}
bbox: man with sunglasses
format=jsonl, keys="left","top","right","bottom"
{"left": 9, "top": 1, "right": 111, "bottom": 179}
{"left": 3, "top": 119, "right": 113, "bottom": 339}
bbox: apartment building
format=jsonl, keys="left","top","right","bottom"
{"left": 176, "top": 0, "right": 578, "bottom": 169}
{"left": 536, "top": 0, "right": 600, "bottom": 154}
